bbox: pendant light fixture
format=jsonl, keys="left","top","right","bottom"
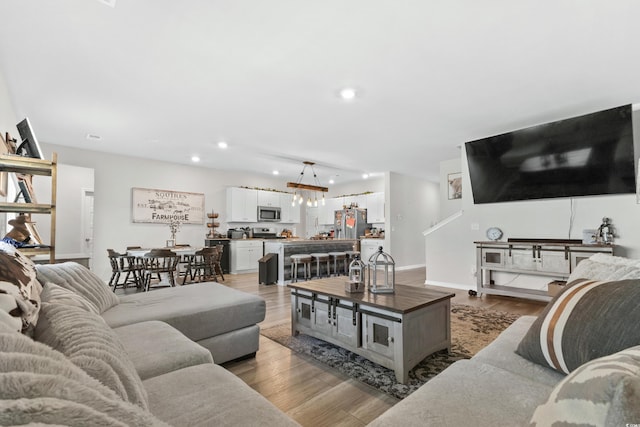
{"left": 287, "top": 161, "right": 328, "bottom": 206}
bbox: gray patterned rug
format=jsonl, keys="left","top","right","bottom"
{"left": 260, "top": 304, "right": 520, "bottom": 399}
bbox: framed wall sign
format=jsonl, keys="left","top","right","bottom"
{"left": 447, "top": 172, "right": 462, "bottom": 200}
{"left": 131, "top": 187, "right": 205, "bottom": 224}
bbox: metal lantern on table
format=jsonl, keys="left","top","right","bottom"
{"left": 345, "top": 254, "right": 366, "bottom": 293}
{"left": 367, "top": 246, "right": 395, "bottom": 294}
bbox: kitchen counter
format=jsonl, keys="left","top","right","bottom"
{"left": 263, "top": 239, "right": 358, "bottom": 285}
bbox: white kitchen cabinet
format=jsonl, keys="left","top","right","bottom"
{"left": 279, "top": 193, "right": 301, "bottom": 223}
{"left": 360, "top": 238, "right": 385, "bottom": 263}
{"left": 318, "top": 197, "right": 341, "bottom": 225}
{"left": 257, "top": 190, "right": 281, "bottom": 207}
{"left": 230, "top": 240, "right": 263, "bottom": 273}
{"left": 226, "top": 187, "right": 258, "bottom": 222}
{"left": 365, "top": 192, "right": 385, "bottom": 223}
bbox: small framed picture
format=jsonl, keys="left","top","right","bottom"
{"left": 448, "top": 172, "right": 462, "bottom": 200}
{"left": 166, "top": 239, "right": 175, "bottom": 248}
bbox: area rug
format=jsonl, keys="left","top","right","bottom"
{"left": 260, "top": 303, "right": 520, "bottom": 399}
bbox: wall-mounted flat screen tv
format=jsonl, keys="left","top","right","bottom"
{"left": 465, "top": 105, "right": 636, "bottom": 204}
{"left": 16, "top": 117, "right": 44, "bottom": 159}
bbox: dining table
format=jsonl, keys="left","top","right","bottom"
{"left": 127, "top": 247, "right": 204, "bottom": 287}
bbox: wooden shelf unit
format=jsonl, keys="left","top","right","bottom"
{"left": 0, "top": 153, "right": 57, "bottom": 263}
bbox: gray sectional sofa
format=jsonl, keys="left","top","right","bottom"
{"left": 0, "top": 250, "right": 298, "bottom": 426}
{"left": 2, "top": 245, "right": 639, "bottom": 426}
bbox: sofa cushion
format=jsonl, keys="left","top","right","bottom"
{"left": 369, "top": 359, "right": 554, "bottom": 427}
{"left": 471, "top": 316, "right": 565, "bottom": 387}
{"left": 34, "top": 303, "right": 149, "bottom": 409}
{"left": 40, "top": 281, "right": 100, "bottom": 314}
{"left": 567, "top": 252, "right": 640, "bottom": 283}
{"left": 0, "top": 322, "right": 169, "bottom": 427}
{"left": 516, "top": 278, "right": 640, "bottom": 374}
{"left": 101, "top": 281, "right": 265, "bottom": 342}
{"left": 114, "top": 320, "right": 213, "bottom": 380}
{"left": 0, "top": 242, "right": 42, "bottom": 334}
{"left": 35, "top": 262, "right": 119, "bottom": 313}
{"left": 530, "top": 345, "right": 640, "bottom": 427}
{"left": 143, "top": 363, "right": 300, "bottom": 427}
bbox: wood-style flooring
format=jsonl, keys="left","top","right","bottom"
{"left": 214, "top": 268, "right": 546, "bottom": 427}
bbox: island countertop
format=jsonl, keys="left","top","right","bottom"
{"left": 263, "top": 239, "right": 358, "bottom": 285}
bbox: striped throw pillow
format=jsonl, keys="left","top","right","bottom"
{"left": 516, "top": 278, "right": 640, "bottom": 374}
{"left": 530, "top": 345, "right": 640, "bottom": 427}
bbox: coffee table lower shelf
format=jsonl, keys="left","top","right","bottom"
{"left": 289, "top": 279, "right": 454, "bottom": 384}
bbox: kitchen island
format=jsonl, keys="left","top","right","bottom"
{"left": 263, "top": 239, "right": 358, "bottom": 285}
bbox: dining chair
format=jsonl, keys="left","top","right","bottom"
{"left": 213, "top": 245, "right": 225, "bottom": 281}
{"left": 140, "top": 249, "right": 180, "bottom": 292}
{"left": 107, "top": 249, "right": 142, "bottom": 292}
{"left": 181, "top": 247, "right": 217, "bottom": 285}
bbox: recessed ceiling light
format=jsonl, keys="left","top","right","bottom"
{"left": 217, "top": 141, "right": 228, "bottom": 149}
{"left": 86, "top": 134, "right": 102, "bottom": 141}
{"left": 362, "top": 173, "right": 369, "bottom": 179}
{"left": 272, "top": 170, "right": 279, "bottom": 175}
{"left": 329, "top": 179, "right": 335, "bottom": 184}
{"left": 191, "top": 156, "right": 200, "bottom": 163}
{"left": 339, "top": 87, "right": 358, "bottom": 101}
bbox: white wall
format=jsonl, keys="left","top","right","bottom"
{"left": 32, "top": 164, "right": 94, "bottom": 256}
{"left": 40, "top": 142, "right": 288, "bottom": 281}
{"left": 439, "top": 157, "right": 463, "bottom": 219}
{"left": 426, "top": 147, "right": 640, "bottom": 290}
{"left": 388, "top": 172, "right": 440, "bottom": 269}
{"left": 0, "top": 69, "right": 19, "bottom": 237}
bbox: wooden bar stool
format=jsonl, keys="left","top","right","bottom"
{"left": 290, "top": 254, "right": 312, "bottom": 282}
{"left": 328, "top": 251, "right": 347, "bottom": 276}
{"left": 309, "top": 253, "right": 330, "bottom": 278}
{"left": 345, "top": 250, "right": 361, "bottom": 264}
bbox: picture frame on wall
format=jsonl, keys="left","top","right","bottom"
{"left": 131, "top": 187, "right": 205, "bottom": 224}
{"left": 448, "top": 172, "right": 462, "bottom": 200}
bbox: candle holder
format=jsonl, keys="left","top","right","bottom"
{"left": 345, "top": 254, "right": 366, "bottom": 293}
{"left": 367, "top": 246, "right": 395, "bottom": 294}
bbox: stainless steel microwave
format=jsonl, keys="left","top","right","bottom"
{"left": 257, "top": 206, "right": 281, "bottom": 222}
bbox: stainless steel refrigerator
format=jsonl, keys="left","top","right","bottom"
{"left": 334, "top": 208, "right": 368, "bottom": 239}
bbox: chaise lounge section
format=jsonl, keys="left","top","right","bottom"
{"left": 35, "top": 261, "right": 265, "bottom": 364}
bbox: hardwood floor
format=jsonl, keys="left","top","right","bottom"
{"left": 215, "top": 268, "right": 546, "bottom": 427}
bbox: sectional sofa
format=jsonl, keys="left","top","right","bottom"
{"left": 0, "top": 243, "right": 298, "bottom": 426}
{"left": 371, "top": 253, "right": 640, "bottom": 426}
{"left": 2, "top": 243, "right": 639, "bottom": 426}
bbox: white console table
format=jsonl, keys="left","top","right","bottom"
{"left": 474, "top": 239, "right": 614, "bottom": 302}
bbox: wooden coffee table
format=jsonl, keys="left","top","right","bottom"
{"left": 289, "top": 278, "right": 455, "bottom": 384}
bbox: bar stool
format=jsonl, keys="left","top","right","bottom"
{"left": 345, "top": 250, "right": 361, "bottom": 264}
{"left": 290, "top": 254, "right": 312, "bottom": 282}
{"left": 328, "top": 251, "right": 348, "bottom": 276}
{"left": 309, "top": 253, "right": 331, "bottom": 278}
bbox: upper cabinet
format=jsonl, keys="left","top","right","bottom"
{"left": 279, "top": 193, "right": 301, "bottom": 224}
{"left": 257, "top": 190, "right": 280, "bottom": 207}
{"left": 366, "top": 192, "right": 385, "bottom": 223}
{"left": 226, "top": 187, "right": 258, "bottom": 222}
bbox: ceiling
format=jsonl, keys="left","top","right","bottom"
{"left": 1, "top": 1, "right": 640, "bottom": 186}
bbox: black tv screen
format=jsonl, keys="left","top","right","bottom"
{"left": 465, "top": 105, "right": 636, "bottom": 204}
{"left": 16, "top": 117, "right": 44, "bottom": 159}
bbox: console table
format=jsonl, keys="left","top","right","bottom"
{"left": 289, "top": 278, "right": 454, "bottom": 384}
{"left": 474, "top": 239, "right": 614, "bottom": 302}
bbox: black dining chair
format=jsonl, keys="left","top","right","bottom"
{"left": 140, "top": 249, "right": 180, "bottom": 291}
{"left": 107, "top": 249, "right": 142, "bottom": 292}
{"left": 181, "top": 247, "right": 217, "bottom": 285}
